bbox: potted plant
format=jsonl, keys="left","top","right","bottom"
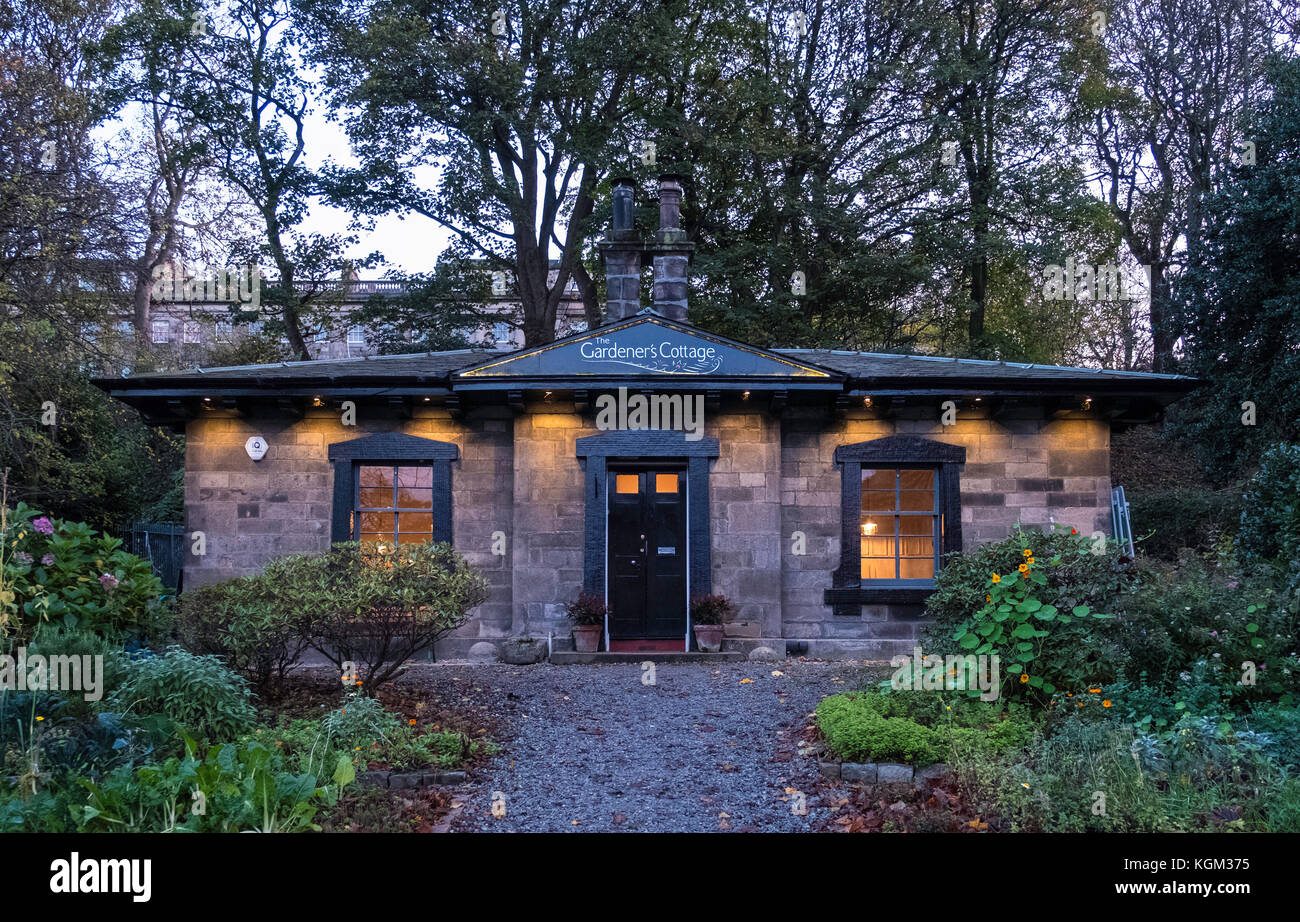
{"left": 500, "top": 634, "right": 547, "bottom": 665}
{"left": 566, "top": 592, "right": 606, "bottom": 653}
{"left": 690, "top": 594, "right": 734, "bottom": 652}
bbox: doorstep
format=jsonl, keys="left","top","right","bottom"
{"left": 549, "top": 651, "right": 745, "bottom": 665}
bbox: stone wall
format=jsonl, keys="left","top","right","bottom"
{"left": 182, "top": 405, "right": 514, "bottom": 655}
{"left": 775, "top": 405, "right": 1111, "bottom": 658}
{"left": 510, "top": 406, "right": 597, "bottom": 641}
{"left": 706, "top": 404, "right": 783, "bottom": 647}
{"left": 182, "top": 398, "right": 1113, "bottom": 660}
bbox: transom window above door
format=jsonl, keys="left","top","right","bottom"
{"left": 860, "top": 468, "right": 941, "bottom": 581}
{"left": 355, "top": 464, "right": 435, "bottom": 545}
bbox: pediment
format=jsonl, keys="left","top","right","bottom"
{"left": 454, "top": 314, "right": 839, "bottom": 383}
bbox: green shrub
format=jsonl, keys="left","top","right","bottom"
{"left": 930, "top": 527, "right": 1125, "bottom": 702}
{"left": 0, "top": 503, "right": 166, "bottom": 642}
{"left": 925, "top": 525, "right": 1133, "bottom": 648}
{"left": 1127, "top": 487, "right": 1241, "bottom": 559}
{"left": 1113, "top": 555, "right": 1300, "bottom": 708}
{"left": 816, "top": 691, "right": 1035, "bottom": 764}
{"left": 108, "top": 646, "right": 256, "bottom": 743}
{"left": 25, "top": 625, "right": 130, "bottom": 717}
{"left": 1239, "top": 443, "right": 1300, "bottom": 578}
{"left": 281, "top": 542, "right": 489, "bottom": 691}
{"left": 74, "top": 740, "right": 333, "bottom": 832}
{"left": 248, "top": 695, "right": 487, "bottom": 777}
{"left": 176, "top": 570, "right": 311, "bottom": 693}
{"left": 999, "top": 713, "right": 1286, "bottom": 832}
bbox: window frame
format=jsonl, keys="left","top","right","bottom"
{"left": 858, "top": 466, "right": 942, "bottom": 585}
{"left": 150, "top": 319, "right": 170, "bottom": 343}
{"left": 826, "top": 436, "right": 964, "bottom": 613}
{"left": 327, "top": 433, "right": 458, "bottom": 546}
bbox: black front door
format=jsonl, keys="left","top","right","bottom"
{"left": 608, "top": 467, "right": 687, "bottom": 639}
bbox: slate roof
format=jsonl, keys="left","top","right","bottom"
{"left": 99, "top": 344, "right": 1194, "bottom": 392}
{"left": 775, "top": 349, "right": 1195, "bottom": 386}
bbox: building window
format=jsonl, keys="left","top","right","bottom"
{"left": 215, "top": 321, "right": 233, "bottom": 340}
{"left": 348, "top": 327, "right": 365, "bottom": 346}
{"left": 150, "top": 320, "right": 169, "bottom": 343}
{"left": 355, "top": 464, "right": 434, "bottom": 545}
{"left": 492, "top": 321, "right": 512, "bottom": 348}
{"left": 327, "top": 433, "right": 458, "bottom": 546}
{"left": 859, "top": 468, "right": 940, "bottom": 581}
{"left": 183, "top": 321, "right": 201, "bottom": 344}
{"left": 827, "top": 436, "right": 965, "bottom": 611}
{"left": 247, "top": 321, "right": 263, "bottom": 335}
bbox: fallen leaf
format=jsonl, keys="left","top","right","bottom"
{"left": 771, "top": 670, "right": 784, "bottom": 677}
{"left": 739, "top": 678, "right": 755, "bottom": 684}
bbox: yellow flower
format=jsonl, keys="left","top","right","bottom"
{"left": 991, "top": 573, "right": 1001, "bottom": 584}
{"left": 1089, "top": 687, "right": 1102, "bottom": 694}
{"left": 1022, "top": 549, "right": 1033, "bottom": 558}
{"left": 1019, "top": 674, "right": 1029, "bottom": 684}
{"left": 1018, "top": 563, "right": 1028, "bottom": 573}
{"left": 985, "top": 594, "right": 992, "bottom": 603}
{"left": 1102, "top": 700, "right": 1112, "bottom": 708}
{"left": 1027, "top": 557, "right": 1035, "bottom": 566}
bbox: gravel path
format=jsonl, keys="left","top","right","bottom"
{"left": 418, "top": 659, "right": 878, "bottom": 832}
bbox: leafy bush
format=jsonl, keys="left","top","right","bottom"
{"left": 0, "top": 502, "right": 166, "bottom": 642}
{"left": 816, "top": 691, "right": 1035, "bottom": 765}
{"left": 1113, "top": 555, "right": 1300, "bottom": 708}
{"left": 936, "top": 528, "right": 1123, "bottom": 702}
{"left": 176, "top": 568, "right": 311, "bottom": 693}
{"left": 74, "top": 740, "right": 333, "bottom": 832}
{"left": 247, "top": 695, "right": 486, "bottom": 779}
{"left": 925, "top": 525, "right": 1133, "bottom": 648}
{"left": 689, "top": 594, "right": 735, "bottom": 626}
{"left": 281, "top": 542, "right": 488, "bottom": 691}
{"left": 1127, "top": 487, "right": 1241, "bottom": 559}
{"left": 564, "top": 591, "right": 607, "bottom": 626}
{"left": 25, "top": 625, "right": 130, "bottom": 717}
{"left": 108, "top": 647, "right": 257, "bottom": 743}
{"left": 1000, "top": 714, "right": 1288, "bottom": 832}
{"left": 1238, "top": 443, "right": 1300, "bottom": 579}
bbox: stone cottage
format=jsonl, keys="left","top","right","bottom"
{"left": 99, "top": 176, "right": 1195, "bottom": 660}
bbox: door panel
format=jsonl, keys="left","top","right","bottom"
{"left": 607, "top": 468, "right": 687, "bottom": 639}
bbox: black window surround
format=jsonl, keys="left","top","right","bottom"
{"left": 328, "top": 432, "right": 458, "bottom": 544}
{"left": 575, "top": 429, "right": 719, "bottom": 600}
{"left": 825, "top": 435, "right": 964, "bottom": 613}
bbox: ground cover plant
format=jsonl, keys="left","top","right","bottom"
{"left": 816, "top": 513, "right": 1300, "bottom": 833}
{"left": 0, "top": 505, "right": 494, "bottom": 833}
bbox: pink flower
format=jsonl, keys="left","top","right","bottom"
{"left": 13, "top": 551, "right": 32, "bottom": 564}
{"left": 1210, "top": 631, "right": 1219, "bottom": 638}
{"left": 1227, "top": 581, "right": 1239, "bottom": 589}
{"left": 40, "top": 554, "right": 53, "bottom": 566}
{"left": 98, "top": 573, "right": 119, "bottom": 592}
{"left": 32, "top": 517, "right": 53, "bottom": 535}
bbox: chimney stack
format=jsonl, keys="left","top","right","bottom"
{"left": 598, "top": 177, "right": 641, "bottom": 323}
{"left": 649, "top": 174, "right": 693, "bottom": 322}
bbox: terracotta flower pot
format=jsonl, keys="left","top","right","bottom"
{"left": 693, "top": 624, "right": 724, "bottom": 653}
{"left": 572, "top": 624, "right": 602, "bottom": 653}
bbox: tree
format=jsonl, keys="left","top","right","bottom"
{"left": 300, "top": 0, "right": 687, "bottom": 346}
{"left": 1171, "top": 54, "right": 1300, "bottom": 482}
{"left": 101, "top": 0, "right": 365, "bottom": 359}
{"left": 1082, "top": 0, "right": 1276, "bottom": 372}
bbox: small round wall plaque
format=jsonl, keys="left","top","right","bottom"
{"left": 245, "top": 436, "right": 269, "bottom": 461}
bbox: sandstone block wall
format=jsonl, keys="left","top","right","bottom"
{"left": 183, "top": 399, "right": 1113, "bottom": 659}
